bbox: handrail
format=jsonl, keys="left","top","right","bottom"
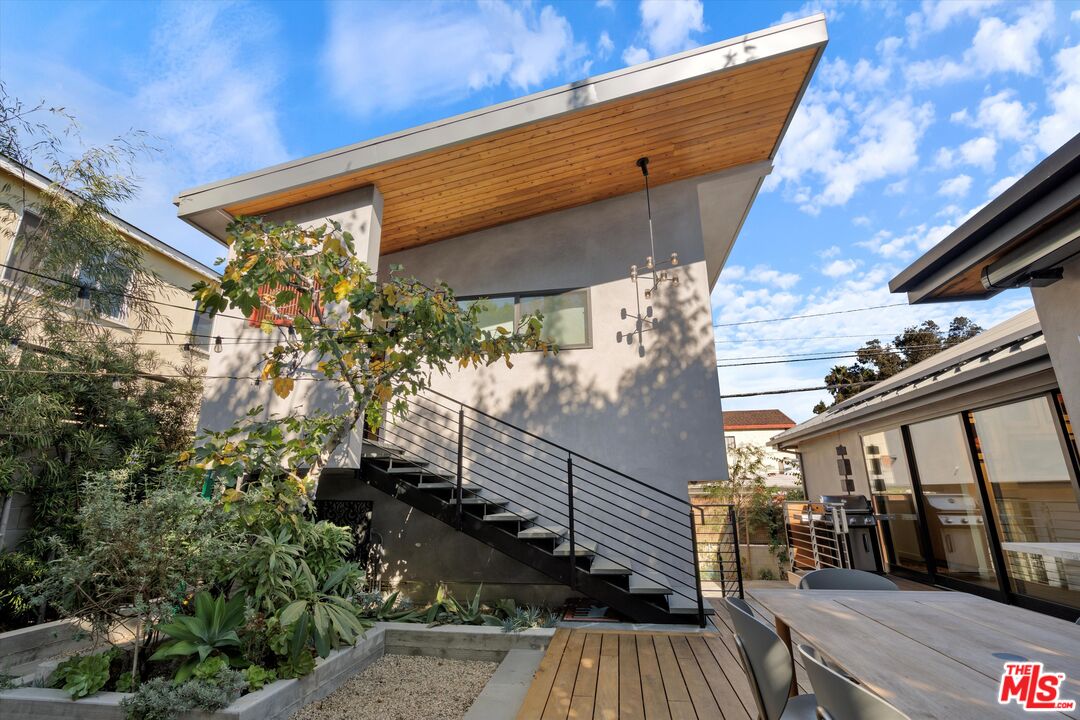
{"left": 422, "top": 386, "right": 695, "bottom": 507}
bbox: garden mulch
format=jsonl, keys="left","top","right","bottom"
{"left": 290, "top": 653, "right": 497, "bottom": 720}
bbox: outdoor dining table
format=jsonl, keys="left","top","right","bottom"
{"left": 750, "top": 589, "right": 1080, "bottom": 720}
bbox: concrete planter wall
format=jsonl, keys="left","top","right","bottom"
{"left": 0, "top": 624, "right": 555, "bottom": 720}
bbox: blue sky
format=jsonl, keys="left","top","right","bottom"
{"left": 2, "top": 0, "right": 1078, "bottom": 420}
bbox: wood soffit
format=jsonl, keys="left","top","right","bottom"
{"left": 221, "top": 48, "right": 818, "bottom": 254}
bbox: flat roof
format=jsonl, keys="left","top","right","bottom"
{"left": 770, "top": 308, "right": 1048, "bottom": 447}
{"left": 175, "top": 15, "right": 827, "bottom": 253}
{"left": 890, "top": 133, "right": 1080, "bottom": 303}
{"left": 0, "top": 154, "right": 219, "bottom": 281}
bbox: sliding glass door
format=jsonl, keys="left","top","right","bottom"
{"left": 968, "top": 396, "right": 1080, "bottom": 611}
{"left": 862, "top": 429, "right": 928, "bottom": 575}
{"left": 907, "top": 415, "right": 999, "bottom": 591}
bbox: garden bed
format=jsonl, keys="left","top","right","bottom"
{"left": 0, "top": 623, "right": 554, "bottom": 720}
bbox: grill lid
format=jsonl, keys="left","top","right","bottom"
{"left": 819, "top": 494, "right": 872, "bottom": 513}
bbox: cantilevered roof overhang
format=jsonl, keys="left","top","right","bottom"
{"left": 175, "top": 14, "right": 827, "bottom": 257}
{"left": 891, "top": 133, "right": 1080, "bottom": 304}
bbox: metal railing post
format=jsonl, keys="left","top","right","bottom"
{"left": 567, "top": 454, "right": 575, "bottom": 590}
{"left": 688, "top": 505, "right": 706, "bottom": 628}
{"left": 455, "top": 406, "right": 464, "bottom": 529}
{"left": 729, "top": 505, "right": 744, "bottom": 599}
{"left": 834, "top": 504, "right": 851, "bottom": 569}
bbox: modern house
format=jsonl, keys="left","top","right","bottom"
{"left": 771, "top": 133, "right": 1080, "bottom": 619}
{"left": 175, "top": 16, "right": 828, "bottom": 622}
{"left": 0, "top": 153, "right": 220, "bottom": 551}
{"left": 0, "top": 153, "right": 220, "bottom": 368}
{"left": 722, "top": 409, "right": 799, "bottom": 484}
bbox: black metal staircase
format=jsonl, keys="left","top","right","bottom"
{"left": 355, "top": 388, "right": 742, "bottom": 625}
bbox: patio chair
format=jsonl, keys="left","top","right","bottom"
{"left": 723, "top": 598, "right": 818, "bottom": 720}
{"left": 798, "top": 644, "right": 910, "bottom": 719}
{"left": 798, "top": 568, "right": 898, "bottom": 591}
{"left": 725, "top": 595, "right": 757, "bottom": 619}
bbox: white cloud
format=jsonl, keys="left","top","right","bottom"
{"left": 638, "top": 0, "right": 704, "bottom": 56}
{"left": 818, "top": 245, "right": 842, "bottom": 259}
{"left": 136, "top": 3, "right": 288, "bottom": 179}
{"left": 957, "top": 136, "right": 998, "bottom": 171}
{"left": 622, "top": 45, "right": 650, "bottom": 65}
{"left": 769, "top": 94, "right": 935, "bottom": 213}
{"left": 905, "top": 3, "right": 1054, "bottom": 87}
{"left": 906, "top": 0, "right": 1001, "bottom": 44}
{"left": 852, "top": 216, "right": 871, "bottom": 228}
{"left": 596, "top": 0, "right": 615, "bottom": 8}
{"left": 597, "top": 31, "right": 614, "bottom": 59}
{"left": 751, "top": 265, "right": 801, "bottom": 290}
{"left": 885, "top": 179, "right": 908, "bottom": 196}
{"left": 1073, "top": 9, "right": 1080, "bottom": 22}
{"left": 934, "top": 147, "right": 955, "bottom": 169}
{"left": 323, "top": 1, "right": 584, "bottom": 116}
{"left": 939, "top": 174, "right": 973, "bottom": 198}
{"left": 972, "top": 90, "right": 1032, "bottom": 141}
{"left": 821, "top": 258, "right": 859, "bottom": 278}
{"left": 778, "top": 0, "right": 843, "bottom": 26}
{"left": 1035, "top": 43, "right": 1080, "bottom": 153}
{"left": 987, "top": 175, "right": 1020, "bottom": 198}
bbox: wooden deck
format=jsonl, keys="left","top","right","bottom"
{"left": 514, "top": 627, "right": 755, "bottom": 720}
{"left": 516, "top": 578, "right": 935, "bottom": 719}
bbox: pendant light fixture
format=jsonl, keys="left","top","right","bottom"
{"left": 628, "top": 157, "right": 679, "bottom": 300}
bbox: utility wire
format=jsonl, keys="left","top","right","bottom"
{"left": 713, "top": 302, "right": 909, "bottom": 328}
{"left": 720, "top": 380, "right": 880, "bottom": 399}
{"left": 716, "top": 343, "right": 943, "bottom": 363}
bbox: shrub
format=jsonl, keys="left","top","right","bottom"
{"left": 120, "top": 669, "right": 245, "bottom": 720}
{"left": 0, "top": 550, "right": 45, "bottom": 631}
{"left": 149, "top": 592, "right": 245, "bottom": 681}
{"left": 50, "top": 650, "right": 114, "bottom": 699}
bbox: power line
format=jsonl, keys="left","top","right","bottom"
{"left": 715, "top": 343, "right": 943, "bottom": 363}
{"left": 720, "top": 380, "right": 880, "bottom": 399}
{"left": 715, "top": 332, "right": 903, "bottom": 344}
{"left": 713, "top": 302, "right": 909, "bottom": 328}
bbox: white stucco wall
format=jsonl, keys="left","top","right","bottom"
{"left": 724, "top": 428, "right": 800, "bottom": 485}
{"left": 1031, "top": 253, "right": 1080, "bottom": 425}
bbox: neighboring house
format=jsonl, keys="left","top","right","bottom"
{"left": 176, "top": 17, "right": 827, "bottom": 621}
{"left": 772, "top": 134, "right": 1080, "bottom": 619}
{"left": 0, "top": 153, "right": 220, "bottom": 369}
{"left": 722, "top": 409, "right": 800, "bottom": 484}
{"left": 0, "top": 154, "right": 220, "bottom": 552}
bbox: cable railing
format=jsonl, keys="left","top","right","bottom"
{"left": 375, "top": 387, "right": 744, "bottom": 625}
{"left": 691, "top": 502, "right": 743, "bottom": 599}
{"left": 784, "top": 501, "right": 851, "bottom": 572}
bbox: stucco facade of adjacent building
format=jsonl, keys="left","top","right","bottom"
{"left": 175, "top": 16, "right": 828, "bottom": 609}
{"left": 721, "top": 409, "right": 799, "bottom": 485}
{"left": 0, "top": 155, "right": 220, "bottom": 371}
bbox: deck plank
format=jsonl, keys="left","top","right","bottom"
{"left": 517, "top": 628, "right": 572, "bottom": 720}
{"left": 594, "top": 633, "right": 621, "bottom": 720}
{"left": 671, "top": 636, "right": 723, "bottom": 720}
{"left": 619, "top": 634, "right": 646, "bottom": 720}
{"left": 543, "top": 630, "right": 588, "bottom": 720}
{"left": 636, "top": 635, "right": 672, "bottom": 720}
{"left": 688, "top": 636, "right": 749, "bottom": 720}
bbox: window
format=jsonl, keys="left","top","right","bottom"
{"left": 189, "top": 310, "right": 214, "bottom": 352}
{"left": 862, "top": 429, "right": 928, "bottom": 574}
{"left": 3, "top": 211, "right": 46, "bottom": 284}
{"left": 77, "top": 260, "right": 129, "bottom": 320}
{"left": 458, "top": 288, "right": 590, "bottom": 349}
{"left": 725, "top": 435, "right": 736, "bottom": 449}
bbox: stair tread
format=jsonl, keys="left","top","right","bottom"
{"left": 589, "top": 558, "right": 632, "bottom": 575}
{"left": 484, "top": 511, "right": 536, "bottom": 522}
{"left": 553, "top": 540, "right": 597, "bottom": 556}
{"left": 386, "top": 463, "right": 431, "bottom": 474}
{"left": 628, "top": 574, "right": 673, "bottom": 595}
{"left": 459, "top": 496, "right": 497, "bottom": 505}
{"left": 415, "top": 481, "right": 456, "bottom": 490}
{"left": 666, "top": 591, "right": 715, "bottom": 614}
{"left": 517, "top": 526, "right": 561, "bottom": 539}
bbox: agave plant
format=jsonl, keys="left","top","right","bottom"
{"left": 426, "top": 584, "right": 501, "bottom": 626}
{"left": 149, "top": 592, "right": 245, "bottom": 681}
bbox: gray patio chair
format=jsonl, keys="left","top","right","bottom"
{"left": 723, "top": 598, "right": 818, "bottom": 720}
{"left": 798, "top": 568, "right": 898, "bottom": 591}
{"left": 798, "top": 644, "right": 910, "bottom": 719}
{"left": 725, "top": 595, "right": 757, "bottom": 619}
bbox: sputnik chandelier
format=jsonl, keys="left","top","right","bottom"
{"left": 629, "top": 157, "right": 679, "bottom": 300}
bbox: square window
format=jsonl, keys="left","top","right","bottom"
{"left": 519, "top": 289, "right": 589, "bottom": 348}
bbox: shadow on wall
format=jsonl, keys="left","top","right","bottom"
{"left": 467, "top": 277, "right": 719, "bottom": 482}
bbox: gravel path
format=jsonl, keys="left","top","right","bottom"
{"left": 291, "top": 654, "right": 498, "bottom": 720}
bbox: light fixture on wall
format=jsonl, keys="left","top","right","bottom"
{"left": 628, "top": 157, "right": 679, "bottom": 301}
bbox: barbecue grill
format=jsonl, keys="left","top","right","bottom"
{"left": 819, "top": 494, "right": 883, "bottom": 573}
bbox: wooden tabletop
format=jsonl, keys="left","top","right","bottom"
{"left": 750, "top": 589, "right": 1080, "bottom": 720}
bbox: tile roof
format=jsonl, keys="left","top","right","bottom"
{"left": 722, "top": 409, "right": 796, "bottom": 430}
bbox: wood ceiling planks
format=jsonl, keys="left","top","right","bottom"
{"left": 227, "top": 48, "right": 817, "bottom": 254}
